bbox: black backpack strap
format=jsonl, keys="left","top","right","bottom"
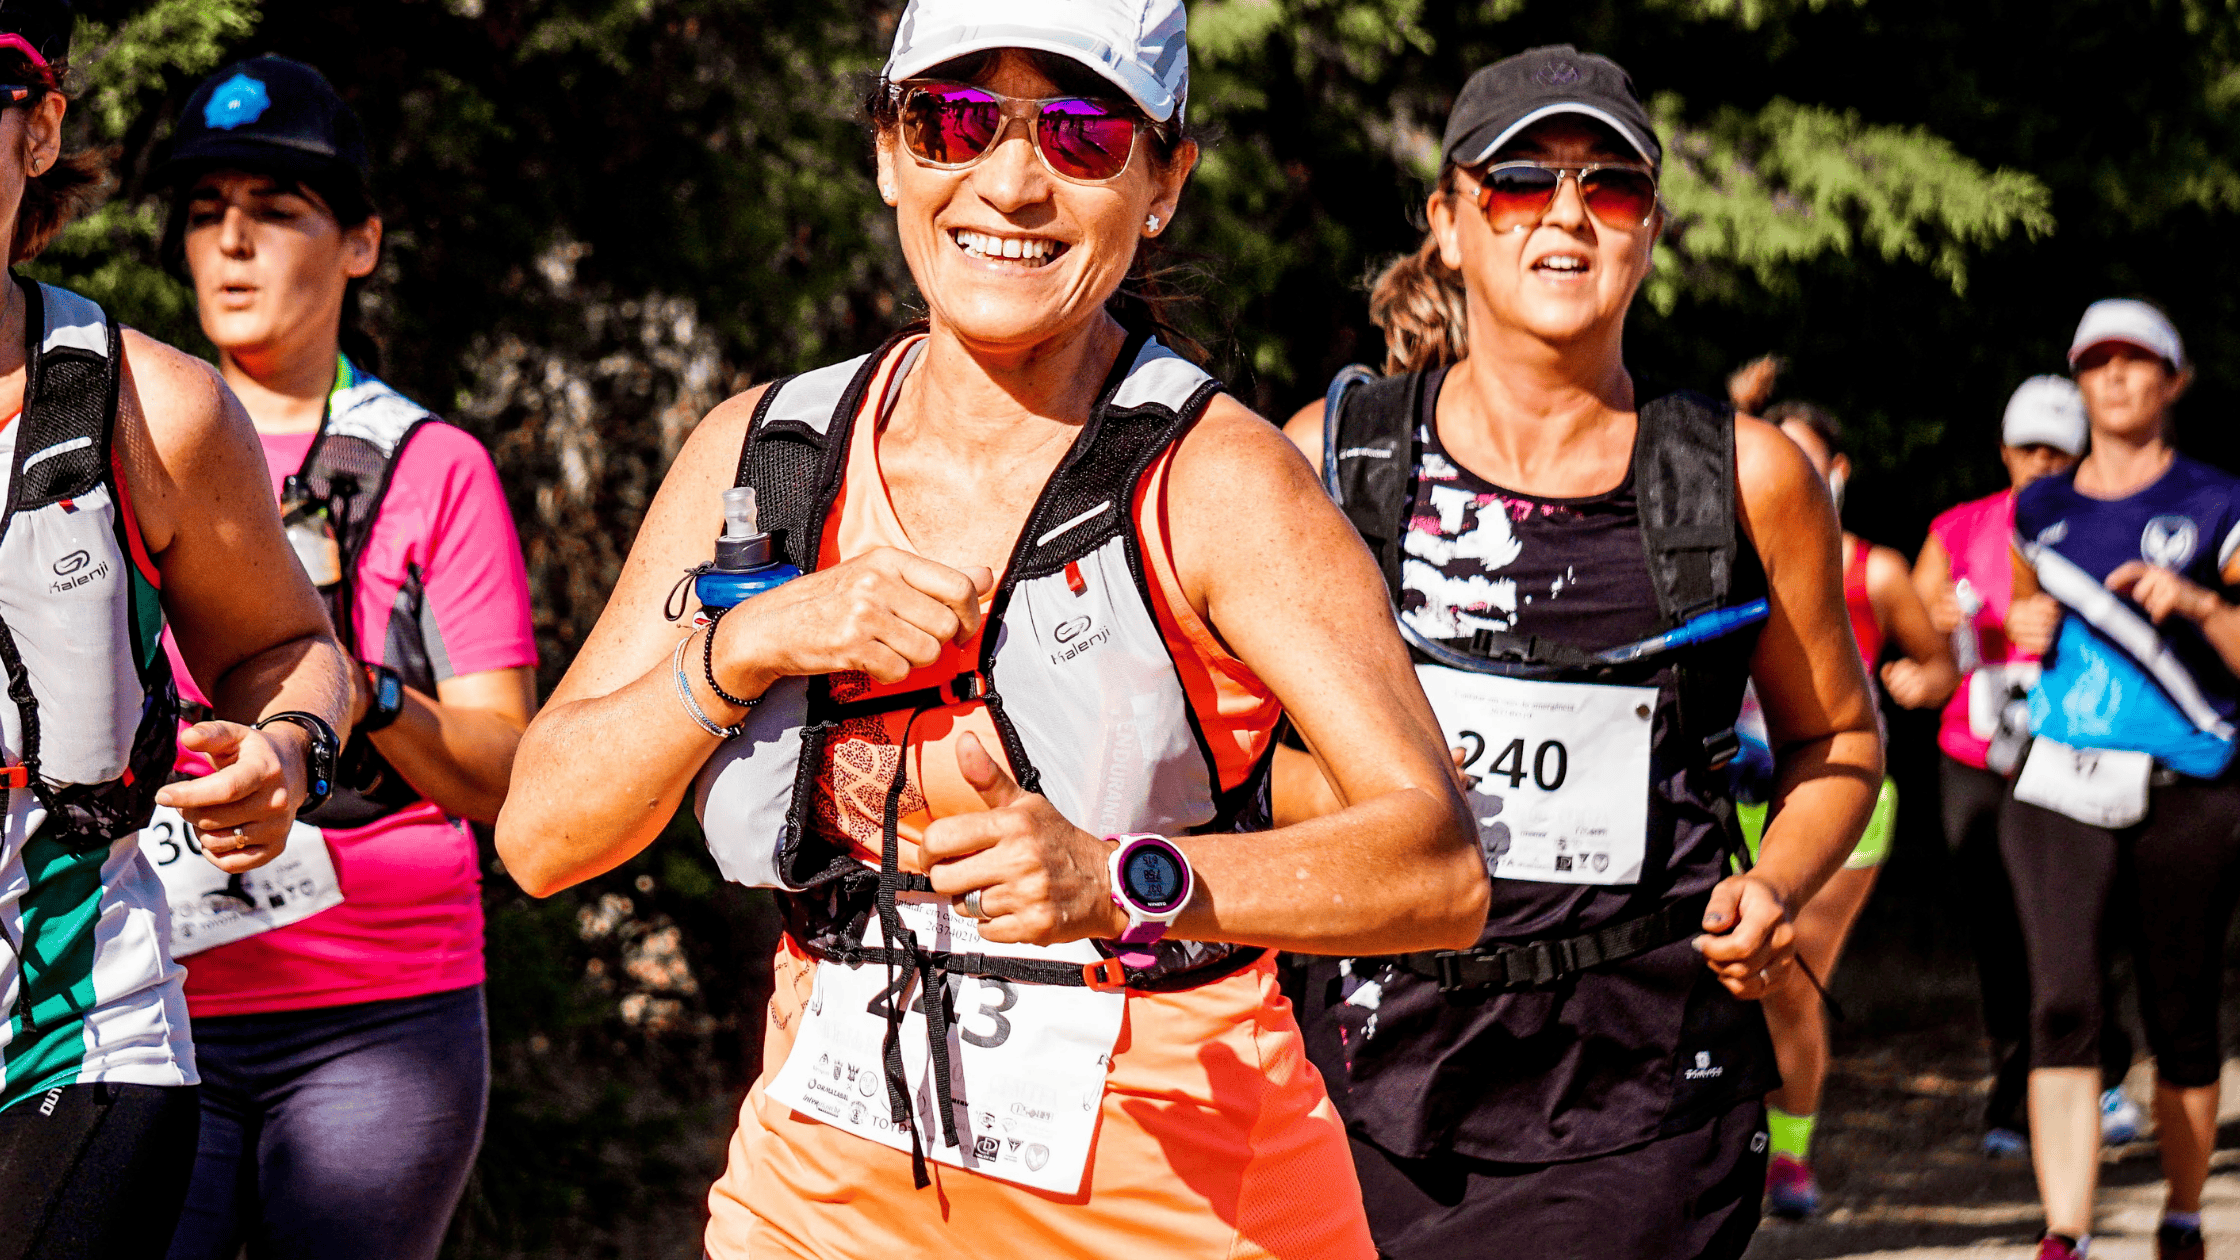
{"left": 736, "top": 323, "right": 925, "bottom": 571}
{"left": 1324, "top": 368, "right": 1421, "bottom": 599}
{"left": 1634, "top": 390, "right": 1752, "bottom": 767}
{"left": 1634, "top": 390, "right": 1737, "bottom": 625}
{"left": 12, "top": 280, "right": 120, "bottom": 513}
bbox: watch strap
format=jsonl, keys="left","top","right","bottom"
{"left": 358, "top": 663, "right": 404, "bottom": 733}
{"left": 256, "top": 711, "right": 338, "bottom": 814}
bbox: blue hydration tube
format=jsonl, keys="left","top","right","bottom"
{"left": 1402, "top": 598, "right": 1771, "bottom": 677}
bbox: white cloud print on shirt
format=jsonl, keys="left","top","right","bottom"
{"left": 1402, "top": 484, "right": 1524, "bottom": 639}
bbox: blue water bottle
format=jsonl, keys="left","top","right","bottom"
{"left": 695, "top": 486, "right": 801, "bottom": 614}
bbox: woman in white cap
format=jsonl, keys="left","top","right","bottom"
{"left": 1914, "top": 377, "right": 2136, "bottom": 1165}
{"left": 493, "top": 2, "right": 1485, "bottom": 1256}
{"left": 2003, "top": 299, "right": 2233, "bottom": 1260}
{"left": 1282, "top": 44, "right": 1879, "bottom": 1260}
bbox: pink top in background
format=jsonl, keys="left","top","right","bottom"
{"left": 170, "top": 420, "right": 536, "bottom": 1017}
{"left": 1928, "top": 490, "right": 2027, "bottom": 768}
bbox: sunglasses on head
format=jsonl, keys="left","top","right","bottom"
{"left": 898, "top": 82, "right": 1144, "bottom": 185}
{"left": 1471, "top": 161, "right": 1660, "bottom": 234}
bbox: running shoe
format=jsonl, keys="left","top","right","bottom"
{"left": 1765, "top": 1153, "right": 1820, "bottom": 1219}
{"left": 2102, "top": 1085, "right": 2143, "bottom": 1145}
{"left": 2157, "top": 1221, "right": 2206, "bottom": 1260}
{"left": 1982, "top": 1126, "right": 2030, "bottom": 1160}
{"left": 2036, "top": 1236, "right": 2085, "bottom": 1260}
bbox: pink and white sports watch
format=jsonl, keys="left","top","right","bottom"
{"left": 1107, "top": 834, "right": 1194, "bottom": 968}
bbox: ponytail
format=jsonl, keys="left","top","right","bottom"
{"left": 1367, "top": 168, "right": 1468, "bottom": 375}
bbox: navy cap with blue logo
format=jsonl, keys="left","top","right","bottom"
{"left": 150, "top": 56, "right": 369, "bottom": 190}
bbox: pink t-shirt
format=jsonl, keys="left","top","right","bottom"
{"left": 168, "top": 419, "right": 536, "bottom": 1017}
{"left": 1928, "top": 490, "right": 2029, "bottom": 768}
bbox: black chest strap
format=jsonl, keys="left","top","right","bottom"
{"left": 1394, "top": 891, "right": 1712, "bottom": 993}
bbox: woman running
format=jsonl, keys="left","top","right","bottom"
{"left": 0, "top": 17, "right": 355, "bottom": 1260}
{"left": 1282, "top": 45, "right": 1881, "bottom": 1260}
{"left": 2003, "top": 299, "right": 2236, "bottom": 1260}
{"left": 495, "top": 3, "right": 1485, "bottom": 1257}
{"left": 1726, "top": 367, "right": 1959, "bottom": 1217}
{"left": 146, "top": 58, "right": 537, "bottom": 1260}
{"left": 1913, "top": 377, "right": 2137, "bottom": 1162}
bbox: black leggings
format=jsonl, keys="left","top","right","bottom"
{"left": 1944, "top": 758, "right": 2130, "bottom": 1130}
{"left": 0, "top": 1082, "right": 200, "bottom": 1260}
{"left": 2002, "top": 771, "right": 2240, "bottom": 1088}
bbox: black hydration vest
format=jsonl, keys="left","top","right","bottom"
{"left": 1299, "top": 366, "right": 1777, "bottom": 1165}
{"left": 702, "top": 323, "right": 1270, "bottom": 1182}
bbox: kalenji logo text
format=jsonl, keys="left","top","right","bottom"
{"left": 1049, "top": 616, "right": 1109, "bottom": 664}
{"left": 47, "top": 551, "right": 108, "bottom": 594}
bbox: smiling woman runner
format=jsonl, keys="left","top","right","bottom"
{"left": 0, "top": 9, "right": 354, "bottom": 1260}
{"left": 2001, "top": 300, "right": 2240, "bottom": 1260}
{"left": 142, "top": 58, "right": 537, "bottom": 1260}
{"left": 493, "top": 2, "right": 1483, "bottom": 1257}
{"left": 1281, "top": 45, "right": 1881, "bottom": 1260}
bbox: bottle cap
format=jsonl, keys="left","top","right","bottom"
{"left": 714, "top": 485, "right": 772, "bottom": 571}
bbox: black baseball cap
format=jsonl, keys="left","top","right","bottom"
{"left": 0, "top": 0, "right": 72, "bottom": 72}
{"left": 149, "top": 56, "right": 369, "bottom": 190}
{"left": 1440, "top": 45, "right": 1661, "bottom": 171}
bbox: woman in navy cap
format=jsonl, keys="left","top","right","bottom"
{"left": 145, "top": 57, "right": 538, "bottom": 1260}
{"left": 2002, "top": 299, "right": 2236, "bottom": 1260}
{"left": 0, "top": 13, "right": 358, "bottom": 1260}
{"left": 1283, "top": 45, "right": 1881, "bottom": 1258}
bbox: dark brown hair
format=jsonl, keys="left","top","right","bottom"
{"left": 1, "top": 50, "right": 102, "bottom": 265}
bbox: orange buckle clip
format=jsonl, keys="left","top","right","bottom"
{"left": 1082, "top": 958, "right": 1128, "bottom": 992}
{"left": 0, "top": 765, "right": 26, "bottom": 790}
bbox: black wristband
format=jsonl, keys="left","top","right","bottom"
{"left": 256, "top": 711, "right": 339, "bottom": 815}
{"left": 358, "top": 663, "right": 404, "bottom": 733}
{"left": 701, "top": 606, "right": 761, "bottom": 711}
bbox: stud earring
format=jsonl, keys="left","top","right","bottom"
{"left": 1145, "top": 214, "right": 1160, "bottom": 233}
{"left": 879, "top": 183, "right": 896, "bottom": 203}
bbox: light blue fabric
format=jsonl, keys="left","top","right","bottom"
{"left": 2029, "top": 617, "right": 2235, "bottom": 780}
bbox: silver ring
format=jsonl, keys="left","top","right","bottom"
{"left": 962, "top": 890, "right": 986, "bottom": 920}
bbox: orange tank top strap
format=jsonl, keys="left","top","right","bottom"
{"left": 1844, "top": 537, "right": 1883, "bottom": 669}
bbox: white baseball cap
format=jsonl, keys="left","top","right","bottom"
{"left": 884, "top": 0, "right": 1189, "bottom": 123}
{"left": 2002, "top": 375, "right": 2088, "bottom": 455}
{"left": 2068, "top": 298, "right": 2185, "bottom": 373}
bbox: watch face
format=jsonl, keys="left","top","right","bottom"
{"left": 1123, "top": 846, "right": 1187, "bottom": 913}
{"left": 377, "top": 674, "right": 402, "bottom": 710}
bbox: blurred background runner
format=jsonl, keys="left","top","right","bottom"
{"left": 1729, "top": 359, "right": 1960, "bottom": 1219}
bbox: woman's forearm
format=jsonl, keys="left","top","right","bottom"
{"left": 496, "top": 641, "right": 737, "bottom": 895}
{"left": 1751, "top": 728, "right": 1882, "bottom": 912}
{"left": 209, "top": 632, "right": 353, "bottom": 736}
{"left": 367, "top": 689, "right": 524, "bottom": 824}
{"left": 1173, "top": 786, "right": 1485, "bottom": 955}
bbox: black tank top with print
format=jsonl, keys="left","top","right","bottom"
{"left": 1301, "top": 364, "right": 1778, "bottom": 1166}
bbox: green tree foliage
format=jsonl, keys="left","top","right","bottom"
{"left": 32, "top": 1, "right": 2240, "bottom": 1254}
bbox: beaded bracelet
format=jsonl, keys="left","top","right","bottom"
{"left": 673, "top": 632, "right": 746, "bottom": 739}
{"left": 701, "top": 605, "right": 762, "bottom": 710}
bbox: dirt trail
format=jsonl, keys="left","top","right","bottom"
{"left": 1745, "top": 1049, "right": 2240, "bottom": 1259}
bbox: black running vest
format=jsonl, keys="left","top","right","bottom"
{"left": 1297, "top": 366, "right": 1779, "bottom": 1165}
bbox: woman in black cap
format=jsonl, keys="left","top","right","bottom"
{"left": 1281, "top": 44, "right": 1881, "bottom": 1258}
{"left": 0, "top": 16, "right": 357, "bottom": 1260}
{"left": 144, "top": 58, "right": 538, "bottom": 1260}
